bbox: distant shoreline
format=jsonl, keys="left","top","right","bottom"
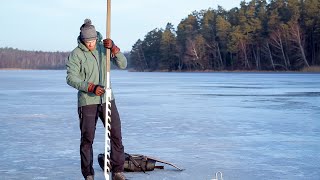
{"left": 0, "top": 68, "right": 63, "bottom": 70}
{"left": 1, "top": 68, "right": 319, "bottom": 73}
{"left": 0, "top": 68, "right": 33, "bottom": 70}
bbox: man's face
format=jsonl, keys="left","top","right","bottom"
{"left": 84, "top": 39, "right": 97, "bottom": 51}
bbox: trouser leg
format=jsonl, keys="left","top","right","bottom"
{"left": 99, "top": 100, "right": 125, "bottom": 173}
{"left": 78, "top": 104, "right": 99, "bottom": 178}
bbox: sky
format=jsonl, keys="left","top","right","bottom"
{"left": 1, "top": 0, "right": 242, "bottom": 52}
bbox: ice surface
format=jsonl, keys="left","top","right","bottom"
{"left": 0, "top": 70, "right": 319, "bottom": 180}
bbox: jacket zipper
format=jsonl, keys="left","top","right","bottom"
{"left": 91, "top": 51, "right": 103, "bottom": 105}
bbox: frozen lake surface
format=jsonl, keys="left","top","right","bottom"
{"left": 0, "top": 70, "right": 319, "bottom": 180}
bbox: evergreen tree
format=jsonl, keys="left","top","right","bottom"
{"left": 130, "top": 39, "right": 147, "bottom": 71}
{"left": 160, "top": 23, "right": 179, "bottom": 71}
{"left": 300, "top": 0, "right": 320, "bottom": 66}
{"left": 216, "top": 15, "right": 232, "bottom": 69}
{"left": 141, "top": 28, "right": 163, "bottom": 71}
{"left": 176, "top": 13, "right": 200, "bottom": 70}
{"left": 200, "top": 9, "right": 218, "bottom": 69}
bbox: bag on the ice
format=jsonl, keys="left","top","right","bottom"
{"left": 98, "top": 153, "right": 183, "bottom": 173}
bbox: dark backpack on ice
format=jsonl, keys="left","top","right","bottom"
{"left": 98, "top": 153, "right": 183, "bottom": 173}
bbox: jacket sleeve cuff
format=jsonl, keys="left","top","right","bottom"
{"left": 80, "top": 82, "right": 89, "bottom": 92}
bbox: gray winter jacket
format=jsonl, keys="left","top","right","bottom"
{"left": 66, "top": 31, "right": 127, "bottom": 107}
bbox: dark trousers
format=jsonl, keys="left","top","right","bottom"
{"left": 78, "top": 100, "right": 125, "bottom": 177}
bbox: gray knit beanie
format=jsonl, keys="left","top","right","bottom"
{"left": 80, "top": 19, "right": 97, "bottom": 41}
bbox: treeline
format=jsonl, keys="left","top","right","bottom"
{"left": 1, "top": 0, "right": 319, "bottom": 72}
{"left": 0, "top": 47, "right": 68, "bottom": 69}
{"left": 0, "top": 47, "right": 131, "bottom": 70}
{"left": 129, "top": 0, "right": 320, "bottom": 71}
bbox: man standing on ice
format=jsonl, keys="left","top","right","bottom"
{"left": 66, "top": 19, "right": 126, "bottom": 180}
